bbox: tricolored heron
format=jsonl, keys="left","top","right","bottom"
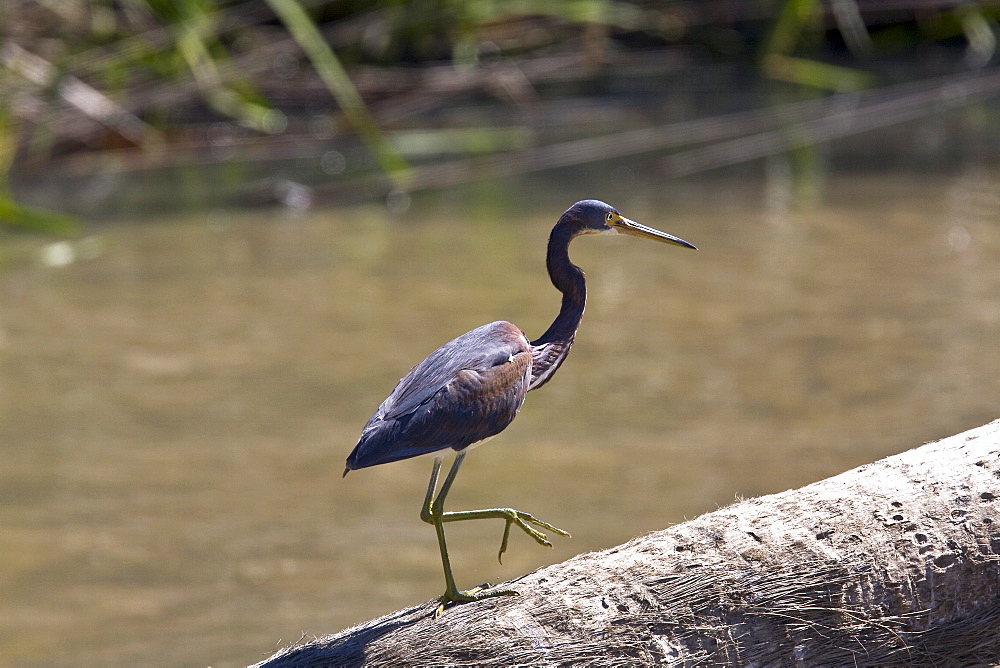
{"left": 345, "top": 199, "right": 695, "bottom": 611}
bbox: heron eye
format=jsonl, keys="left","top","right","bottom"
{"left": 606, "top": 212, "right": 614, "bottom": 222}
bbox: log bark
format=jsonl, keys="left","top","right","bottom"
{"left": 253, "top": 419, "right": 1000, "bottom": 667}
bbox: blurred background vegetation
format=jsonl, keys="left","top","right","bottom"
{"left": 2, "top": 0, "right": 998, "bottom": 231}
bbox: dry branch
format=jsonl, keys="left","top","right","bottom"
{"left": 0, "top": 42, "right": 160, "bottom": 146}
{"left": 253, "top": 420, "right": 1000, "bottom": 667}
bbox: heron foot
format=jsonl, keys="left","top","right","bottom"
{"left": 434, "top": 582, "right": 518, "bottom": 618}
{"left": 496, "top": 508, "right": 572, "bottom": 563}
{"left": 427, "top": 506, "right": 571, "bottom": 563}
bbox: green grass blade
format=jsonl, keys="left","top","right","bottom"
{"left": 762, "top": 0, "right": 820, "bottom": 57}
{"left": 0, "top": 194, "right": 80, "bottom": 235}
{"left": 266, "top": 0, "right": 410, "bottom": 187}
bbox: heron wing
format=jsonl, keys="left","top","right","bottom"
{"left": 346, "top": 321, "right": 532, "bottom": 470}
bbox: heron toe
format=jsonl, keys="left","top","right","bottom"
{"left": 435, "top": 583, "right": 519, "bottom": 617}
{"left": 497, "top": 508, "right": 572, "bottom": 563}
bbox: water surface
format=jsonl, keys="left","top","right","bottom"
{"left": 2, "top": 169, "right": 999, "bottom": 666}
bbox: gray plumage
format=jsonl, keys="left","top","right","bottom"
{"left": 345, "top": 321, "right": 531, "bottom": 472}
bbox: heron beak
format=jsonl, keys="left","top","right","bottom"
{"left": 610, "top": 215, "right": 697, "bottom": 250}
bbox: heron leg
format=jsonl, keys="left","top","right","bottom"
{"left": 440, "top": 507, "right": 571, "bottom": 563}
{"left": 419, "top": 456, "right": 443, "bottom": 525}
{"left": 422, "top": 455, "right": 465, "bottom": 602}
{"left": 433, "top": 452, "right": 571, "bottom": 552}
{"left": 419, "top": 452, "right": 570, "bottom": 614}
{"left": 420, "top": 452, "right": 518, "bottom": 613}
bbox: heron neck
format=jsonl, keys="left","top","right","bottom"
{"left": 532, "top": 222, "right": 586, "bottom": 348}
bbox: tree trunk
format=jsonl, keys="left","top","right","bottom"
{"left": 253, "top": 419, "right": 1000, "bottom": 667}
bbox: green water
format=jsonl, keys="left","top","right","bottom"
{"left": 2, "top": 170, "right": 999, "bottom": 666}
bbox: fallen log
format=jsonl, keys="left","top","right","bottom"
{"left": 253, "top": 419, "right": 1000, "bottom": 667}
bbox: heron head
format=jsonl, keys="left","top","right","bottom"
{"left": 564, "top": 200, "right": 697, "bottom": 249}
